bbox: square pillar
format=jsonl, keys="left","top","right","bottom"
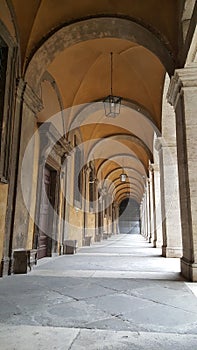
{"left": 151, "top": 163, "right": 163, "bottom": 248}
{"left": 149, "top": 165, "right": 156, "bottom": 245}
{"left": 155, "top": 137, "right": 182, "bottom": 258}
{"left": 168, "top": 66, "right": 197, "bottom": 281}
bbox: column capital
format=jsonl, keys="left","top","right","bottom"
{"left": 167, "top": 65, "right": 197, "bottom": 108}
{"left": 149, "top": 163, "right": 153, "bottom": 172}
{"left": 16, "top": 79, "right": 43, "bottom": 115}
{"left": 149, "top": 163, "right": 160, "bottom": 173}
{"left": 23, "top": 83, "right": 43, "bottom": 114}
{"left": 154, "top": 137, "right": 163, "bottom": 151}
{"left": 154, "top": 136, "right": 176, "bottom": 151}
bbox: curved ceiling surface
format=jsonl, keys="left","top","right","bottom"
{"left": 1, "top": 0, "right": 182, "bottom": 204}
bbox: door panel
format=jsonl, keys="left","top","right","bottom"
{"left": 37, "top": 167, "right": 51, "bottom": 259}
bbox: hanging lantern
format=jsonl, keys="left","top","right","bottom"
{"left": 120, "top": 173, "right": 127, "bottom": 182}
{"left": 103, "top": 52, "right": 121, "bottom": 117}
{"left": 103, "top": 95, "right": 121, "bottom": 118}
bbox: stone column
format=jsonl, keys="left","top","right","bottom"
{"left": 114, "top": 202, "right": 120, "bottom": 234}
{"left": 108, "top": 198, "right": 113, "bottom": 235}
{"left": 152, "top": 162, "right": 163, "bottom": 248}
{"left": 146, "top": 179, "right": 151, "bottom": 242}
{"left": 168, "top": 66, "right": 197, "bottom": 281}
{"left": 140, "top": 198, "right": 144, "bottom": 236}
{"left": 100, "top": 197, "right": 105, "bottom": 236}
{"left": 140, "top": 199, "right": 143, "bottom": 235}
{"left": 141, "top": 193, "right": 147, "bottom": 238}
{"left": 82, "top": 166, "right": 89, "bottom": 239}
{"left": 149, "top": 166, "right": 156, "bottom": 244}
{"left": 156, "top": 136, "right": 182, "bottom": 258}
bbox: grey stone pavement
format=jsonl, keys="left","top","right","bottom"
{"left": 0, "top": 233, "right": 197, "bottom": 350}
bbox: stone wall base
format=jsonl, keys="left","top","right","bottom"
{"left": 94, "top": 235, "right": 101, "bottom": 242}
{"left": 162, "top": 246, "right": 183, "bottom": 258}
{"left": 181, "top": 258, "right": 197, "bottom": 282}
{"left": 2, "top": 257, "right": 12, "bottom": 276}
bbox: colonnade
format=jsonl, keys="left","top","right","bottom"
{"left": 141, "top": 64, "right": 197, "bottom": 281}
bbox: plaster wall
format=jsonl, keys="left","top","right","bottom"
{"left": 67, "top": 205, "right": 83, "bottom": 247}
{"left": 86, "top": 212, "right": 96, "bottom": 241}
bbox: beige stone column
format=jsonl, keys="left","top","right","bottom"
{"left": 140, "top": 198, "right": 144, "bottom": 236}
{"left": 152, "top": 162, "right": 163, "bottom": 248}
{"left": 112, "top": 202, "right": 117, "bottom": 234}
{"left": 100, "top": 197, "right": 105, "bottom": 237}
{"left": 108, "top": 198, "right": 113, "bottom": 235}
{"left": 144, "top": 192, "right": 148, "bottom": 238}
{"left": 156, "top": 137, "right": 182, "bottom": 258}
{"left": 114, "top": 202, "right": 119, "bottom": 234}
{"left": 168, "top": 65, "right": 197, "bottom": 281}
{"left": 149, "top": 166, "right": 156, "bottom": 244}
{"left": 146, "top": 179, "right": 151, "bottom": 242}
{"left": 106, "top": 194, "right": 111, "bottom": 235}
{"left": 141, "top": 192, "right": 147, "bottom": 238}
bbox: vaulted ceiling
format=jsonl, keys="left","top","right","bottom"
{"left": 0, "top": 0, "right": 185, "bottom": 204}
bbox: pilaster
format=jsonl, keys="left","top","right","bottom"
{"left": 149, "top": 165, "right": 156, "bottom": 245}
{"left": 156, "top": 136, "right": 182, "bottom": 258}
{"left": 151, "top": 161, "right": 163, "bottom": 248}
{"left": 168, "top": 65, "right": 197, "bottom": 281}
{"left": 12, "top": 82, "right": 43, "bottom": 251}
{"left": 145, "top": 179, "right": 151, "bottom": 242}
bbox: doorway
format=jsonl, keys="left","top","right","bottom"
{"left": 37, "top": 166, "right": 56, "bottom": 259}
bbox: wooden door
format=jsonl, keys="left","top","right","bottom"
{"left": 37, "top": 167, "right": 51, "bottom": 259}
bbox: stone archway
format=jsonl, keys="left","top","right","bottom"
{"left": 25, "top": 17, "right": 175, "bottom": 91}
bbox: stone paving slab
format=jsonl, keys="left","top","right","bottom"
{"left": 0, "top": 234, "right": 197, "bottom": 349}
{"left": 0, "top": 275, "right": 197, "bottom": 333}
{"left": 1, "top": 325, "right": 197, "bottom": 350}
{"left": 31, "top": 268, "right": 182, "bottom": 280}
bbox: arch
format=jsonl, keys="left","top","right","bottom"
{"left": 68, "top": 99, "right": 158, "bottom": 135}
{"left": 97, "top": 155, "right": 147, "bottom": 180}
{"left": 112, "top": 181, "right": 143, "bottom": 197}
{"left": 67, "top": 100, "right": 158, "bottom": 156}
{"left": 109, "top": 175, "right": 144, "bottom": 193}
{"left": 87, "top": 133, "right": 152, "bottom": 164}
{"left": 117, "top": 193, "right": 141, "bottom": 204}
{"left": 25, "top": 17, "right": 174, "bottom": 91}
{"left": 114, "top": 186, "right": 142, "bottom": 200}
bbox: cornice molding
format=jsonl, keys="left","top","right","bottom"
{"left": 167, "top": 65, "right": 197, "bottom": 108}
{"left": 16, "top": 79, "right": 43, "bottom": 115}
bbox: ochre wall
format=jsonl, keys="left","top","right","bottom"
{"left": 67, "top": 205, "right": 83, "bottom": 247}
{"left": 86, "top": 212, "right": 96, "bottom": 241}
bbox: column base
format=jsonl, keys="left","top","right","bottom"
{"left": 181, "top": 258, "right": 197, "bottom": 281}
{"left": 94, "top": 235, "right": 101, "bottom": 242}
{"left": 13, "top": 250, "right": 28, "bottom": 274}
{"left": 153, "top": 239, "right": 162, "bottom": 248}
{"left": 0, "top": 258, "right": 3, "bottom": 277}
{"left": 162, "top": 246, "right": 183, "bottom": 258}
{"left": 2, "top": 256, "right": 12, "bottom": 276}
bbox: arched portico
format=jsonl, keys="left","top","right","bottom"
{"left": 0, "top": 1, "right": 197, "bottom": 282}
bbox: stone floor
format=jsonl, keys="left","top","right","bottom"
{"left": 0, "top": 234, "right": 197, "bottom": 349}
